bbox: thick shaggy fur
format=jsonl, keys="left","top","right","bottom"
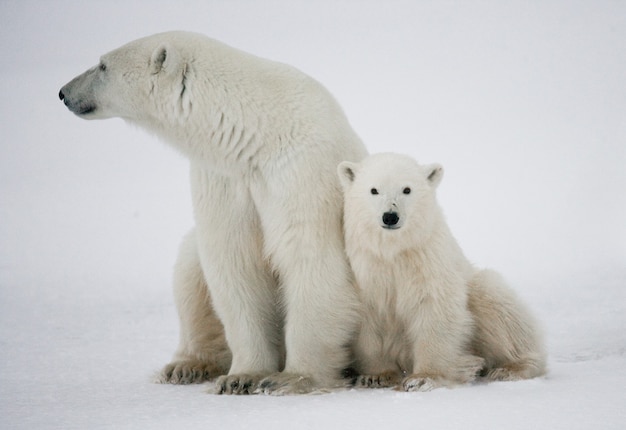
{"left": 60, "top": 31, "right": 367, "bottom": 394}
{"left": 338, "top": 153, "right": 546, "bottom": 391}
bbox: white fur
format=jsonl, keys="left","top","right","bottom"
{"left": 60, "top": 31, "right": 367, "bottom": 394}
{"left": 338, "top": 153, "right": 546, "bottom": 391}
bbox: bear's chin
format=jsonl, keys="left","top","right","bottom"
{"left": 77, "top": 105, "right": 96, "bottom": 115}
{"left": 66, "top": 102, "right": 97, "bottom": 117}
{"left": 76, "top": 106, "right": 115, "bottom": 121}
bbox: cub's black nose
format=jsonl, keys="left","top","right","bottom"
{"left": 59, "top": 89, "right": 66, "bottom": 101}
{"left": 382, "top": 211, "right": 399, "bottom": 226}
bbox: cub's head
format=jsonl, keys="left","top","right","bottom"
{"left": 59, "top": 31, "right": 198, "bottom": 123}
{"left": 338, "top": 153, "right": 443, "bottom": 247}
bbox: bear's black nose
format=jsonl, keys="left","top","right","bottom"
{"left": 59, "top": 89, "right": 65, "bottom": 101}
{"left": 382, "top": 211, "right": 399, "bottom": 226}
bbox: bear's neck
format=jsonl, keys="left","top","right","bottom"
{"left": 140, "top": 108, "right": 266, "bottom": 176}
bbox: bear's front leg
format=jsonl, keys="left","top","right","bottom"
{"left": 254, "top": 248, "right": 359, "bottom": 394}
{"left": 403, "top": 292, "right": 483, "bottom": 391}
{"left": 253, "top": 187, "right": 360, "bottom": 394}
{"left": 353, "top": 303, "right": 404, "bottom": 389}
{"left": 192, "top": 167, "right": 284, "bottom": 394}
{"left": 157, "top": 229, "right": 231, "bottom": 384}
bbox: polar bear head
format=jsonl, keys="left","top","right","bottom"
{"left": 59, "top": 32, "right": 207, "bottom": 125}
{"left": 338, "top": 153, "right": 443, "bottom": 247}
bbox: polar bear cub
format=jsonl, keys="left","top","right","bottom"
{"left": 338, "top": 153, "right": 546, "bottom": 391}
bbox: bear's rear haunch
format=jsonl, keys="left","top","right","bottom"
{"left": 60, "top": 31, "right": 368, "bottom": 395}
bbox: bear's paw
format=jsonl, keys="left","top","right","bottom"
{"left": 211, "top": 373, "right": 264, "bottom": 395}
{"left": 157, "top": 359, "right": 225, "bottom": 385}
{"left": 355, "top": 371, "right": 402, "bottom": 389}
{"left": 254, "top": 372, "right": 341, "bottom": 395}
{"left": 401, "top": 375, "right": 443, "bottom": 392}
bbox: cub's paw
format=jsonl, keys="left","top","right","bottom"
{"left": 485, "top": 367, "right": 523, "bottom": 381}
{"left": 212, "top": 374, "right": 262, "bottom": 395}
{"left": 455, "top": 355, "right": 486, "bottom": 383}
{"left": 482, "top": 357, "right": 546, "bottom": 381}
{"left": 483, "top": 363, "right": 542, "bottom": 382}
{"left": 401, "top": 375, "right": 443, "bottom": 392}
{"left": 157, "top": 360, "right": 224, "bottom": 385}
{"left": 356, "top": 371, "right": 402, "bottom": 388}
{"left": 255, "top": 373, "right": 321, "bottom": 396}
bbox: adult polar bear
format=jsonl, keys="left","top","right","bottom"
{"left": 59, "top": 31, "right": 367, "bottom": 394}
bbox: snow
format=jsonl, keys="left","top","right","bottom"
{"left": 1, "top": 1, "right": 625, "bottom": 429}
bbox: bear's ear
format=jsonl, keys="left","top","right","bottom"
{"left": 425, "top": 163, "right": 444, "bottom": 188}
{"left": 150, "top": 44, "right": 181, "bottom": 75}
{"left": 337, "top": 161, "right": 359, "bottom": 189}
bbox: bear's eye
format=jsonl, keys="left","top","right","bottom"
{"left": 403, "top": 187, "right": 411, "bottom": 195}
{"left": 370, "top": 188, "right": 379, "bottom": 195}
{"left": 99, "top": 63, "right": 107, "bottom": 72}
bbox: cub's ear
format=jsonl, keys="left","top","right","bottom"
{"left": 425, "top": 163, "right": 444, "bottom": 188}
{"left": 337, "top": 161, "right": 359, "bottom": 189}
{"left": 150, "top": 44, "right": 181, "bottom": 74}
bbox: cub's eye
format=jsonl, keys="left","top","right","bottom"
{"left": 370, "top": 188, "right": 379, "bottom": 195}
{"left": 99, "top": 63, "right": 107, "bottom": 72}
{"left": 403, "top": 187, "right": 411, "bottom": 194}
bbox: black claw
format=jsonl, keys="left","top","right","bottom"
{"left": 259, "top": 379, "right": 273, "bottom": 390}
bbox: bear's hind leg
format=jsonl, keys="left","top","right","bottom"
{"left": 468, "top": 269, "right": 547, "bottom": 382}
{"left": 157, "top": 229, "right": 231, "bottom": 384}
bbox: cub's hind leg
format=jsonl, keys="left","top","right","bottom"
{"left": 468, "top": 269, "right": 547, "bottom": 382}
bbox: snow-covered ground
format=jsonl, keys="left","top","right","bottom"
{"left": 1, "top": 1, "right": 625, "bottom": 429}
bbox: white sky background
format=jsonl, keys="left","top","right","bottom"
{"left": 0, "top": 1, "right": 625, "bottom": 429}
{"left": 1, "top": 0, "right": 624, "bottom": 286}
